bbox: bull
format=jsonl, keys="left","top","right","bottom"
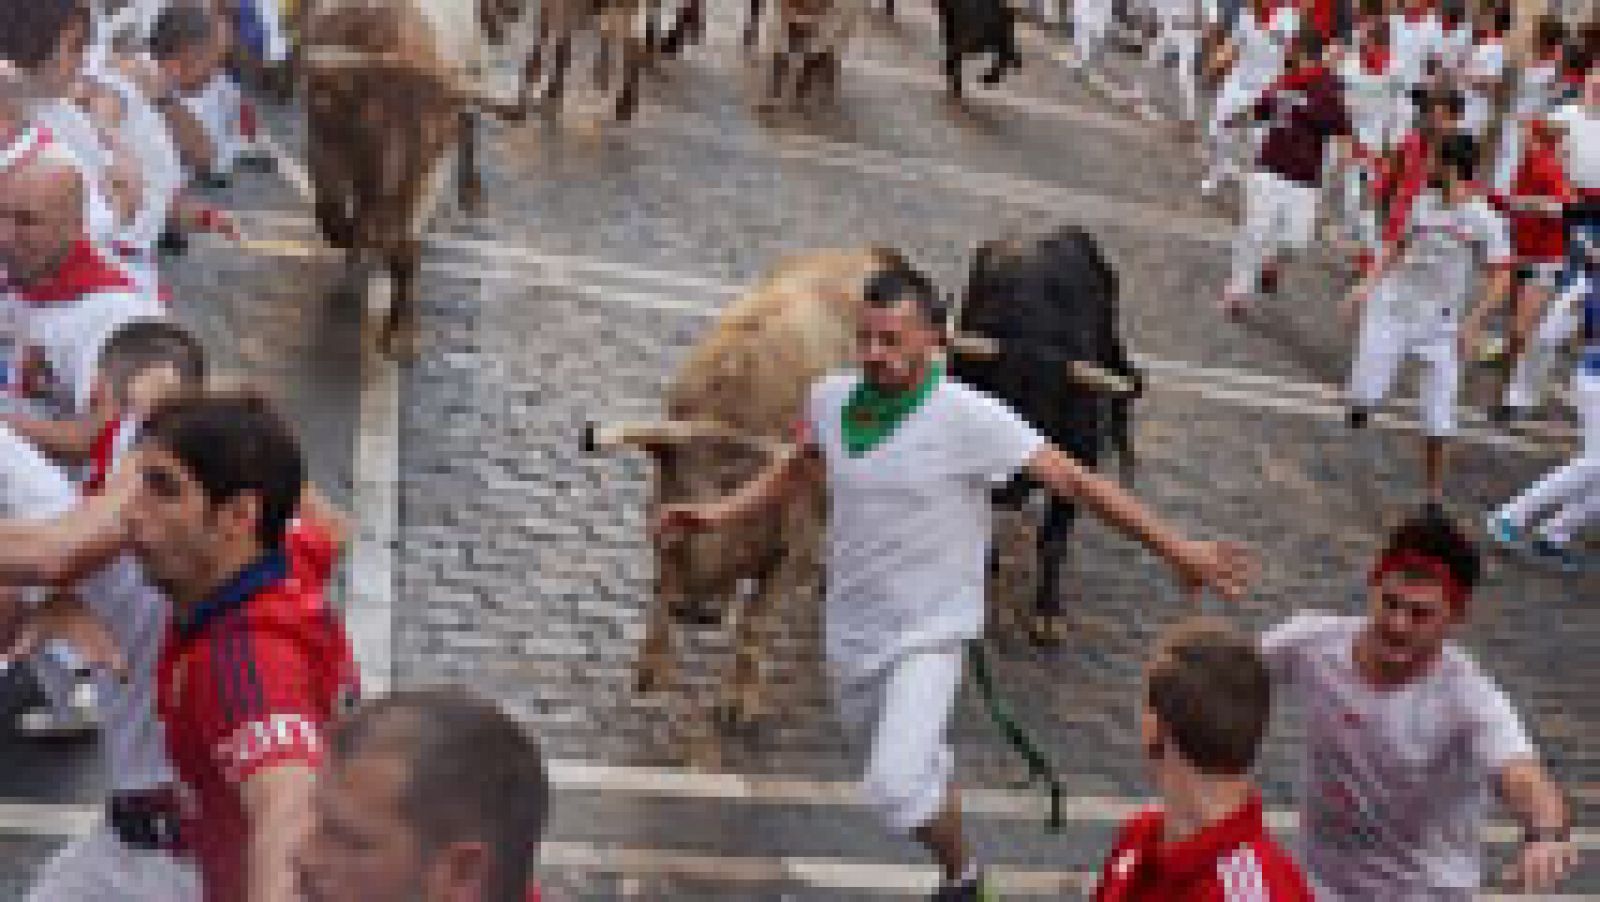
{"left": 948, "top": 227, "right": 1141, "bottom": 646}
{"left": 935, "top": 0, "right": 1023, "bottom": 99}
{"left": 299, "top": 0, "right": 527, "bottom": 355}
{"left": 586, "top": 230, "right": 1135, "bottom": 738}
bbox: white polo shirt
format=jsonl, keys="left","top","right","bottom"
{"left": 807, "top": 371, "right": 1043, "bottom": 682}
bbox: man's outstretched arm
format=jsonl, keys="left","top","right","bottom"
{"left": 1024, "top": 444, "right": 1257, "bottom": 600}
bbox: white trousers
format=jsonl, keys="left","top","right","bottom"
{"left": 1339, "top": 155, "right": 1380, "bottom": 251}
{"left": 1349, "top": 294, "right": 1461, "bottom": 437}
{"left": 1507, "top": 269, "right": 1583, "bottom": 411}
{"left": 834, "top": 646, "right": 963, "bottom": 836}
{"left": 1073, "top": 0, "right": 1114, "bottom": 66}
{"left": 1498, "top": 367, "right": 1600, "bottom": 545}
{"left": 28, "top": 824, "right": 201, "bottom": 902}
{"left": 1228, "top": 170, "right": 1318, "bottom": 295}
{"left": 1145, "top": 20, "right": 1201, "bottom": 121}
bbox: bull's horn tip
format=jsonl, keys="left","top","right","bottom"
{"left": 581, "top": 421, "right": 598, "bottom": 454}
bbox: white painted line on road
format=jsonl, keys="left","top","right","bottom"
{"left": 258, "top": 133, "right": 401, "bottom": 694}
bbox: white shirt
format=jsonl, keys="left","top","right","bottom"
{"left": 1511, "top": 59, "right": 1560, "bottom": 118}
{"left": 88, "top": 66, "right": 182, "bottom": 256}
{"left": 807, "top": 372, "right": 1043, "bottom": 681}
{"left": 179, "top": 73, "right": 246, "bottom": 177}
{"left": 1389, "top": 12, "right": 1443, "bottom": 86}
{"left": 28, "top": 101, "right": 119, "bottom": 250}
{"left": 0, "top": 423, "right": 176, "bottom": 793}
{"left": 1552, "top": 102, "right": 1600, "bottom": 192}
{"left": 1262, "top": 613, "right": 1535, "bottom": 897}
{"left": 1460, "top": 39, "right": 1505, "bottom": 134}
{"left": 1339, "top": 53, "right": 1400, "bottom": 150}
{"left": 1381, "top": 193, "right": 1511, "bottom": 326}
{"left": 1232, "top": 6, "right": 1298, "bottom": 89}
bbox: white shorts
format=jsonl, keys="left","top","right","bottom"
{"left": 833, "top": 646, "right": 963, "bottom": 836}
{"left": 1349, "top": 288, "right": 1461, "bottom": 438}
{"left": 1245, "top": 169, "right": 1318, "bottom": 248}
{"left": 28, "top": 824, "right": 201, "bottom": 902}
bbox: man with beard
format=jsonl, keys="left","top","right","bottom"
{"left": 1260, "top": 506, "right": 1577, "bottom": 898}
{"left": 657, "top": 263, "right": 1256, "bottom": 901}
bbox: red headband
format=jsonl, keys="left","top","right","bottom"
{"left": 1370, "top": 550, "right": 1467, "bottom": 613}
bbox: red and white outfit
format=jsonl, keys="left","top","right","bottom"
{"left": 1348, "top": 190, "right": 1512, "bottom": 436}
{"left": 1203, "top": 1, "right": 1299, "bottom": 192}
{"left": 1093, "top": 795, "right": 1315, "bottom": 901}
{"left": 6, "top": 114, "right": 120, "bottom": 255}
{"left": 155, "top": 520, "right": 356, "bottom": 902}
{"left": 1502, "top": 136, "right": 1576, "bottom": 412}
{"left": 1262, "top": 613, "right": 1537, "bottom": 898}
{"left": 1337, "top": 42, "right": 1401, "bottom": 250}
{"left": 1, "top": 239, "right": 164, "bottom": 414}
{"left": 84, "top": 63, "right": 184, "bottom": 297}
{"left": 1493, "top": 48, "right": 1562, "bottom": 193}
{"left": 1387, "top": 6, "right": 1442, "bottom": 133}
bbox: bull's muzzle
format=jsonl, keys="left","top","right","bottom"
{"left": 947, "top": 333, "right": 1138, "bottom": 397}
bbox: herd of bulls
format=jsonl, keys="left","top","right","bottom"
{"left": 287, "top": 0, "right": 1131, "bottom": 737}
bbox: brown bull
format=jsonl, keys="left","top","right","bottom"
{"left": 588, "top": 244, "right": 1132, "bottom": 734}
{"left": 300, "top": 0, "right": 516, "bottom": 355}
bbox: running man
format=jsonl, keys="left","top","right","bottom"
{"left": 1261, "top": 506, "right": 1577, "bottom": 898}
{"left": 658, "top": 263, "right": 1255, "bottom": 901}
{"left": 1345, "top": 132, "right": 1514, "bottom": 501}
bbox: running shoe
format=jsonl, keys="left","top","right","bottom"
{"left": 1484, "top": 512, "right": 1524, "bottom": 549}
{"left": 1527, "top": 538, "right": 1583, "bottom": 574}
{"left": 932, "top": 872, "right": 997, "bottom": 901}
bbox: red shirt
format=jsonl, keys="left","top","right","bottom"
{"left": 1252, "top": 65, "right": 1352, "bottom": 186}
{"left": 156, "top": 520, "right": 355, "bottom": 902}
{"left": 1377, "top": 131, "right": 1432, "bottom": 246}
{"left": 1501, "top": 141, "right": 1572, "bottom": 262}
{"left": 1093, "top": 796, "right": 1315, "bottom": 902}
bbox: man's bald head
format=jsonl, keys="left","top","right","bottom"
{"left": 0, "top": 142, "right": 85, "bottom": 285}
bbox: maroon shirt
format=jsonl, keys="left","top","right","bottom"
{"left": 1252, "top": 65, "right": 1352, "bottom": 186}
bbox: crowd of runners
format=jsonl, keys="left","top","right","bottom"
{"left": 0, "top": 0, "right": 1592, "bottom": 899}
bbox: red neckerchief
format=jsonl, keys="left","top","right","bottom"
{"left": 1472, "top": 29, "right": 1500, "bottom": 44}
{"left": 6, "top": 240, "right": 134, "bottom": 304}
{"left": 1402, "top": 8, "right": 1429, "bottom": 24}
{"left": 83, "top": 417, "right": 120, "bottom": 496}
{"left": 1361, "top": 44, "right": 1392, "bottom": 74}
{"left": 1273, "top": 63, "right": 1331, "bottom": 94}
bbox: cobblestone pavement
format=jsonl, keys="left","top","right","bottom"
{"left": 1, "top": 7, "right": 1599, "bottom": 899}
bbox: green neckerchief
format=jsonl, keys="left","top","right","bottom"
{"left": 841, "top": 359, "right": 942, "bottom": 458}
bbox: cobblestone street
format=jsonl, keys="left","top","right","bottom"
{"left": 0, "top": 4, "right": 1596, "bottom": 898}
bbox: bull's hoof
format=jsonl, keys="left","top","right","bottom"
{"left": 1025, "top": 613, "right": 1068, "bottom": 648}
{"left": 380, "top": 317, "right": 420, "bottom": 361}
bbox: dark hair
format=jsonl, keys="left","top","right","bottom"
{"left": 140, "top": 392, "right": 304, "bottom": 547}
{"left": 1290, "top": 27, "right": 1323, "bottom": 62}
{"left": 149, "top": 3, "right": 217, "bottom": 61}
{"left": 1146, "top": 619, "right": 1271, "bottom": 776}
{"left": 864, "top": 262, "right": 946, "bottom": 330}
{"left": 98, "top": 319, "right": 207, "bottom": 404}
{"left": 1412, "top": 86, "right": 1464, "bottom": 117}
{"left": 331, "top": 689, "right": 549, "bottom": 902}
{"left": 1437, "top": 131, "right": 1479, "bottom": 181}
{"left": 0, "top": 0, "right": 89, "bottom": 69}
{"left": 1535, "top": 15, "right": 1566, "bottom": 52}
{"left": 1379, "top": 505, "right": 1482, "bottom": 596}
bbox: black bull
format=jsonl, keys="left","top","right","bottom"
{"left": 949, "top": 226, "right": 1142, "bottom": 623}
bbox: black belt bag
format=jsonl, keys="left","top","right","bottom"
{"left": 108, "top": 789, "right": 186, "bottom": 852}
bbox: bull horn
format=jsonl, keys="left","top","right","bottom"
{"left": 583, "top": 420, "right": 784, "bottom": 453}
{"left": 1066, "top": 362, "right": 1137, "bottom": 397}
{"left": 948, "top": 333, "right": 1001, "bottom": 358}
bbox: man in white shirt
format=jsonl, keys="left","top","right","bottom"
{"left": 1201, "top": 0, "right": 1299, "bottom": 196}
{"left": 0, "top": 423, "right": 202, "bottom": 901}
{"left": 0, "top": 142, "right": 164, "bottom": 416}
{"left": 1345, "top": 132, "right": 1514, "bottom": 501}
{"left": 1260, "top": 506, "right": 1576, "bottom": 898}
{"left": 657, "top": 264, "right": 1255, "bottom": 901}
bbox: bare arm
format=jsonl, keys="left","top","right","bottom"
{"left": 1460, "top": 265, "right": 1516, "bottom": 349}
{"left": 1024, "top": 444, "right": 1255, "bottom": 600}
{"left": 0, "top": 413, "right": 104, "bottom": 468}
{"left": 156, "top": 99, "right": 218, "bottom": 176}
{"left": 240, "top": 764, "right": 319, "bottom": 902}
{"left": 1498, "top": 758, "right": 1577, "bottom": 891}
{"left": 0, "top": 490, "right": 130, "bottom": 587}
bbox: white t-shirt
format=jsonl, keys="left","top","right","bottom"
{"left": 0, "top": 423, "right": 176, "bottom": 793}
{"left": 180, "top": 73, "right": 246, "bottom": 177}
{"left": 1389, "top": 13, "right": 1443, "bottom": 86}
{"left": 1380, "top": 193, "right": 1511, "bottom": 326}
{"left": 1232, "top": 6, "right": 1298, "bottom": 89}
{"left": 1460, "top": 39, "right": 1505, "bottom": 135}
{"left": 807, "top": 372, "right": 1043, "bottom": 682}
{"left": 1339, "top": 54, "right": 1400, "bottom": 150}
{"left": 1262, "top": 613, "right": 1535, "bottom": 897}
{"left": 1552, "top": 103, "right": 1600, "bottom": 192}
{"left": 88, "top": 65, "right": 182, "bottom": 255}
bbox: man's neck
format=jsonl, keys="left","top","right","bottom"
{"left": 1160, "top": 773, "right": 1255, "bottom": 844}
{"left": 173, "top": 541, "right": 270, "bottom": 613}
{"left": 1353, "top": 626, "right": 1439, "bottom": 689}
